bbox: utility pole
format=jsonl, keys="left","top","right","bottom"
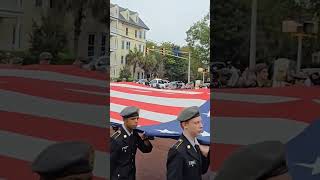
{"left": 296, "top": 34, "right": 303, "bottom": 72}
{"left": 188, "top": 52, "right": 191, "bottom": 83}
{"left": 249, "top": 0, "right": 257, "bottom": 69}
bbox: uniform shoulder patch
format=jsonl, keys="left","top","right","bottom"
{"left": 173, "top": 139, "right": 183, "bottom": 149}
{"left": 111, "top": 130, "right": 121, "bottom": 139}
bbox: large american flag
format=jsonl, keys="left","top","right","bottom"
{"left": 212, "top": 86, "right": 320, "bottom": 177}
{"left": 110, "top": 82, "right": 209, "bottom": 126}
{"left": 2, "top": 64, "right": 319, "bottom": 179}
{"left": 0, "top": 65, "right": 108, "bottom": 180}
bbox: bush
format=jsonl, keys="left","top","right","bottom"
{"left": 119, "top": 65, "right": 132, "bottom": 80}
{"left": 52, "top": 51, "right": 75, "bottom": 65}
{"left": 23, "top": 54, "right": 38, "bottom": 65}
{"left": 0, "top": 50, "right": 31, "bottom": 65}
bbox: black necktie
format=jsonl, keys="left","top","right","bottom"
{"left": 195, "top": 144, "right": 202, "bottom": 174}
{"left": 195, "top": 145, "right": 201, "bottom": 155}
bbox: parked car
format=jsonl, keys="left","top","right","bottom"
{"left": 137, "top": 79, "right": 149, "bottom": 86}
{"left": 82, "top": 56, "right": 108, "bottom": 72}
{"left": 149, "top": 78, "right": 163, "bottom": 88}
{"left": 162, "top": 80, "right": 170, "bottom": 88}
{"left": 168, "top": 81, "right": 185, "bottom": 89}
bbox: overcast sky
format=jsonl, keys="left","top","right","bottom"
{"left": 110, "top": 0, "right": 210, "bottom": 46}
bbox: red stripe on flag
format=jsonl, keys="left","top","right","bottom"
{"left": 0, "top": 77, "right": 106, "bottom": 105}
{"left": 0, "top": 111, "right": 108, "bottom": 152}
{"left": 0, "top": 65, "right": 107, "bottom": 80}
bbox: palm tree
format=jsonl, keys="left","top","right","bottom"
{"left": 52, "top": 0, "right": 108, "bottom": 58}
{"left": 126, "top": 47, "right": 144, "bottom": 80}
{"left": 141, "top": 53, "right": 157, "bottom": 79}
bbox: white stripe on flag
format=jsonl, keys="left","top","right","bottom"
{"left": 0, "top": 89, "right": 107, "bottom": 127}
{"left": 110, "top": 103, "right": 177, "bottom": 123}
{"left": 111, "top": 90, "right": 206, "bottom": 107}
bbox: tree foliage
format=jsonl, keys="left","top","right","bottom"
{"left": 29, "top": 15, "right": 67, "bottom": 61}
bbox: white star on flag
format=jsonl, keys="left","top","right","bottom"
{"left": 202, "top": 111, "right": 210, "bottom": 118}
{"left": 156, "top": 129, "right": 179, "bottom": 134}
{"left": 296, "top": 157, "right": 320, "bottom": 175}
{"left": 200, "top": 131, "right": 210, "bottom": 137}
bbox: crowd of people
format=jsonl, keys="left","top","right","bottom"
{"left": 212, "top": 61, "right": 320, "bottom": 88}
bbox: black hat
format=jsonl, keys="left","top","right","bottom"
{"left": 32, "top": 141, "right": 95, "bottom": 179}
{"left": 177, "top": 106, "right": 200, "bottom": 122}
{"left": 215, "top": 141, "right": 288, "bottom": 180}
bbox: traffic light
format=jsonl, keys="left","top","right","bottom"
{"left": 160, "top": 48, "right": 166, "bottom": 56}
{"left": 145, "top": 47, "right": 149, "bottom": 55}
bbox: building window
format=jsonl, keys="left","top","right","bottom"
{"left": 121, "top": 56, "right": 124, "bottom": 64}
{"left": 100, "top": 33, "right": 106, "bottom": 56}
{"left": 49, "top": 0, "right": 53, "bottom": 8}
{"left": 126, "top": 41, "right": 130, "bottom": 50}
{"left": 126, "top": 28, "right": 128, "bottom": 36}
{"left": 122, "top": 40, "right": 125, "bottom": 49}
{"left": 144, "top": 31, "right": 146, "bottom": 39}
{"left": 139, "top": 44, "right": 142, "bottom": 52}
{"left": 135, "top": 30, "right": 137, "bottom": 38}
{"left": 139, "top": 31, "right": 142, "bottom": 39}
{"left": 35, "top": 0, "right": 42, "bottom": 7}
{"left": 88, "top": 34, "right": 95, "bottom": 57}
{"left": 12, "top": 26, "right": 16, "bottom": 45}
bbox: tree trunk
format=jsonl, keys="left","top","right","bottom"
{"left": 73, "top": 7, "right": 84, "bottom": 59}
{"left": 133, "top": 63, "right": 137, "bottom": 80}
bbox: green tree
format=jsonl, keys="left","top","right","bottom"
{"left": 126, "top": 47, "right": 144, "bottom": 80}
{"left": 53, "top": 0, "right": 108, "bottom": 58}
{"left": 119, "top": 65, "right": 132, "bottom": 81}
{"left": 186, "top": 13, "right": 210, "bottom": 65}
{"left": 29, "top": 15, "right": 67, "bottom": 62}
{"left": 186, "top": 13, "right": 210, "bottom": 81}
{"left": 141, "top": 53, "right": 157, "bottom": 79}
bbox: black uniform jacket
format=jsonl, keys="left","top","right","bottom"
{"left": 110, "top": 127, "right": 153, "bottom": 180}
{"left": 166, "top": 134, "right": 210, "bottom": 180}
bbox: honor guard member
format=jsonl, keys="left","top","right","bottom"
{"left": 110, "top": 106, "right": 153, "bottom": 180}
{"left": 215, "top": 141, "right": 291, "bottom": 180}
{"left": 32, "top": 141, "right": 95, "bottom": 180}
{"left": 166, "top": 106, "right": 210, "bottom": 180}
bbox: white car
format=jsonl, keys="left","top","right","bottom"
{"left": 149, "top": 78, "right": 163, "bottom": 88}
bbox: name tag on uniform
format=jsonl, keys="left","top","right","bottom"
{"left": 188, "top": 160, "right": 196, "bottom": 167}
{"left": 122, "top": 146, "right": 128, "bottom": 152}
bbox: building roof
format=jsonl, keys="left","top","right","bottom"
{"left": 111, "top": 4, "right": 150, "bottom": 30}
